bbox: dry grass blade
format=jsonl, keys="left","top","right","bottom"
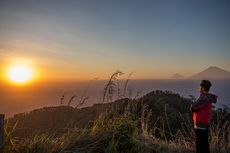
{"left": 102, "top": 70, "right": 123, "bottom": 103}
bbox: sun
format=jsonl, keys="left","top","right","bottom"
{"left": 7, "top": 65, "right": 34, "bottom": 84}
{"left": 1, "top": 58, "right": 39, "bottom": 86}
{"left": 5, "top": 64, "right": 35, "bottom": 85}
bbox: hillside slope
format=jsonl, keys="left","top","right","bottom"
{"left": 8, "top": 90, "right": 192, "bottom": 137}
{"left": 5, "top": 90, "right": 230, "bottom": 153}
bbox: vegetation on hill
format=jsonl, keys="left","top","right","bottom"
{"left": 3, "top": 71, "right": 230, "bottom": 153}
{"left": 4, "top": 90, "right": 230, "bottom": 153}
{"left": 7, "top": 90, "right": 192, "bottom": 138}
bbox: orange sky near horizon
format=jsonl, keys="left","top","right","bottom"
{"left": 1, "top": 56, "right": 228, "bottom": 83}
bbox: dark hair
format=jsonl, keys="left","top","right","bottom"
{"left": 200, "top": 80, "right": 212, "bottom": 92}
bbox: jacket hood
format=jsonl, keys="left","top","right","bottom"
{"left": 205, "top": 93, "right": 218, "bottom": 103}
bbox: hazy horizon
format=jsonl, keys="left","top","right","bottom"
{"left": 1, "top": 79, "right": 230, "bottom": 118}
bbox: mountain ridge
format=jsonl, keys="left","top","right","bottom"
{"left": 170, "top": 66, "right": 230, "bottom": 80}
{"left": 170, "top": 73, "right": 184, "bottom": 79}
{"left": 190, "top": 66, "right": 230, "bottom": 79}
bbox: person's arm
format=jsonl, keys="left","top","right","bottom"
{"left": 190, "top": 95, "right": 208, "bottom": 112}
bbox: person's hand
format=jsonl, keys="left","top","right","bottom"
{"left": 190, "top": 104, "right": 194, "bottom": 112}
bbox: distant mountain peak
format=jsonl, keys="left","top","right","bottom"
{"left": 208, "top": 66, "right": 219, "bottom": 69}
{"left": 190, "top": 66, "right": 230, "bottom": 80}
{"left": 170, "top": 73, "right": 184, "bottom": 79}
{"left": 207, "top": 66, "right": 226, "bottom": 70}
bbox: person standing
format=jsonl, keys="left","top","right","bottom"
{"left": 191, "top": 80, "right": 218, "bottom": 153}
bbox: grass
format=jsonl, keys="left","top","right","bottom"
{"left": 4, "top": 107, "right": 229, "bottom": 153}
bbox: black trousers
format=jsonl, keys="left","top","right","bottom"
{"left": 195, "top": 128, "right": 210, "bottom": 153}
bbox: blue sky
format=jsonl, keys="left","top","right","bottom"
{"left": 0, "top": 0, "right": 230, "bottom": 79}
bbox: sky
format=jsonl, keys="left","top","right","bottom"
{"left": 0, "top": 0, "right": 230, "bottom": 80}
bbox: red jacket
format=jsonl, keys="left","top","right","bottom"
{"left": 191, "top": 93, "right": 217, "bottom": 128}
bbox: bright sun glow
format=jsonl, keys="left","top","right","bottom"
{"left": 5, "top": 64, "right": 35, "bottom": 85}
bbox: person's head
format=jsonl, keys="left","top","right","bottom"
{"left": 199, "top": 80, "right": 212, "bottom": 93}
